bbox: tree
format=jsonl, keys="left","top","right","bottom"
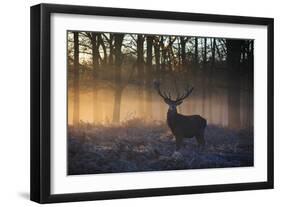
{"left": 202, "top": 38, "right": 207, "bottom": 115}
{"left": 154, "top": 36, "right": 161, "bottom": 71}
{"left": 194, "top": 37, "right": 198, "bottom": 65}
{"left": 88, "top": 32, "right": 100, "bottom": 123}
{"left": 112, "top": 34, "right": 124, "bottom": 123}
{"left": 203, "top": 38, "right": 207, "bottom": 66}
{"left": 137, "top": 34, "right": 145, "bottom": 116}
{"left": 98, "top": 34, "right": 107, "bottom": 65}
{"left": 105, "top": 33, "right": 114, "bottom": 65}
{"left": 145, "top": 35, "right": 153, "bottom": 117}
{"left": 90, "top": 32, "right": 99, "bottom": 71}
{"left": 73, "top": 31, "right": 80, "bottom": 126}
{"left": 180, "top": 37, "right": 187, "bottom": 66}
{"left": 226, "top": 39, "right": 243, "bottom": 128}
{"left": 211, "top": 38, "right": 216, "bottom": 68}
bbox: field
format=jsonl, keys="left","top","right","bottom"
{"left": 67, "top": 118, "right": 253, "bottom": 175}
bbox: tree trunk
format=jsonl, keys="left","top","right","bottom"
{"left": 211, "top": 38, "right": 216, "bottom": 68}
{"left": 159, "top": 36, "right": 165, "bottom": 71}
{"left": 98, "top": 34, "right": 107, "bottom": 65}
{"left": 199, "top": 38, "right": 206, "bottom": 110}
{"left": 73, "top": 32, "right": 80, "bottom": 126}
{"left": 180, "top": 37, "right": 186, "bottom": 66}
{"left": 248, "top": 40, "right": 254, "bottom": 75}
{"left": 112, "top": 88, "right": 122, "bottom": 123}
{"left": 90, "top": 33, "right": 100, "bottom": 123}
{"left": 226, "top": 39, "right": 242, "bottom": 129}
{"left": 154, "top": 38, "right": 160, "bottom": 71}
{"left": 167, "top": 37, "right": 173, "bottom": 71}
{"left": 242, "top": 41, "right": 246, "bottom": 65}
{"left": 137, "top": 35, "right": 145, "bottom": 117}
{"left": 203, "top": 38, "right": 207, "bottom": 66}
{"left": 112, "top": 34, "right": 124, "bottom": 123}
{"left": 91, "top": 33, "right": 99, "bottom": 71}
{"left": 108, "top": 34, "right": 114, "bottom": 65}
{"left": 92, "top": 89, "right": 98, "bottom": 124}
{"left": 194, "top": 37, "right": 198, "bottom": 65}
{"left": 145, "top": 35, "right": 153, "bottom": 118}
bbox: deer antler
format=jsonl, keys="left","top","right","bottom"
{"left": 153, "top": 79, "right": 194, "bottom": 103}
{"left": 175, "top": 85, "right": 194, "bottom": 103}
{"left": 153, "top": 80, "right": 169, "bottom": 100}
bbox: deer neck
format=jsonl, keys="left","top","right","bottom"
{"left": 167, "top": 108, "right": 178, "bottom": 129}
{"left": 167, "top": 108, "right": 178, "bottom": 119}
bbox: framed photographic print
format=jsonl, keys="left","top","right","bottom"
{"left": 30, "top": 3, "right": 274, "bottom": 203}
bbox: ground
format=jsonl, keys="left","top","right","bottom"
{"left": 68, "top": 118, "right": 253, "bottom": 175}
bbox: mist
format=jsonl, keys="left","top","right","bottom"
{"left": 67, "top": 31, "right": 254, "bottom": 175}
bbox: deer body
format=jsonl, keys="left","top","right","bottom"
{"left": 153, "top": 80, "right": 207, "bottom": 150}
{"left": 167, "top": 109, "right": 206, "bottom": 150}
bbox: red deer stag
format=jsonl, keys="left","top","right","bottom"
{"left": 153, "top": 80, "right": 207, "bottom": 151}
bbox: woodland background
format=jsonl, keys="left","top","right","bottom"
{"left": 67, "top": 31, "right": 254, "bottom": 128}
{"left": 67, "top": 31, "right": 254, "bottom": 174}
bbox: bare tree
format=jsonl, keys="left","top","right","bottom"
{"left": 112, "top": 34, "right": 125, "bottom": 123}
{"left": 194, "top": 37, "right": 198, "bottom": 65}
{"left": 180, "top": 37, "right": 188, "bottom": 66}
{"left": 211, "top": 38, "right": 216, "bottom": 68}
{"left": 73, "top": 31, "right": 80, "bottom": 126}
{"left": 145, "top": 35, "right": 153, "bottom": 116}
{"left": 154, "top": 36, "right": 161, "bottom": 71}
{"left": 203, "top": 38, "right": 207, "bottom": 66}
{"left": 137, "top": 34, "right": 145, "bottom": 116}
{"left": 226, "top": 39, "right": 243, "bottom": 128}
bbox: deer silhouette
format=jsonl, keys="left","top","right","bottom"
{"left": 153, "top": 80, "right": 207, "bottom": 151}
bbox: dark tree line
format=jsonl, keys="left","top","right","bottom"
{"left": 68, "top": 31, "right": 253, "bottom": 127}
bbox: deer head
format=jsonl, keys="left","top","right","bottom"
{"left": 153, "top": 80, "right": 194, "bottom": 112}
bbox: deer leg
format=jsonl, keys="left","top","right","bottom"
{"left": 175, "top": 137, "right": 183, "bottom": 151}
{"left": 195, "top": 133, "right": 205, "bottom": 151}
{"left": 196, "top": 135, "right": 205, "bottom": 146}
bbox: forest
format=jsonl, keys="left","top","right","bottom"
{"left": 67, "top": 31, "right": 254, "bottom": 175}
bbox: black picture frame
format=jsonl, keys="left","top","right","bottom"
{"left": 30, "top": 3, "right": 274, "bottom": 204}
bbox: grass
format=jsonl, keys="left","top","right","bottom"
{"left": 68, "top": 118, "right": 253, "bottom": 175}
